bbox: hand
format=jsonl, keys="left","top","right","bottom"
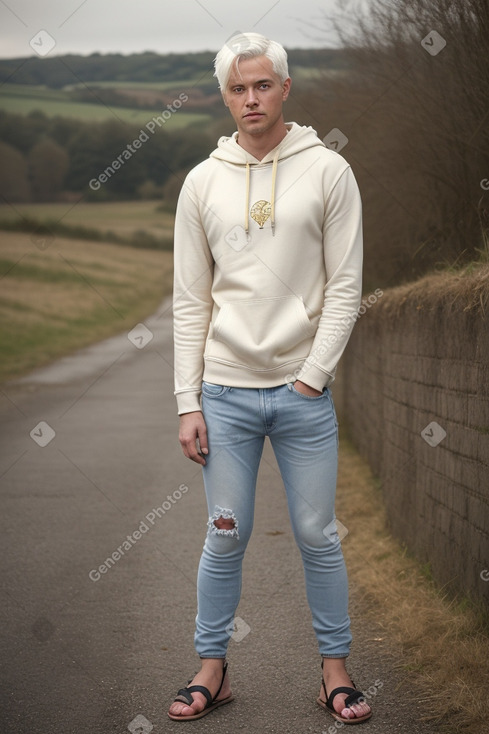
{"left": 293, "top": 380, "right": 322, "bottom": 397}
{"left": 179, "top": 411, "right": 208, "bottom": 465}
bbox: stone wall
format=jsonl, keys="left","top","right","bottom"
{"left": 336, "top": 268, "right": 489, "bottom": 605}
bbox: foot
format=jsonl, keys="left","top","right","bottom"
{"left": 320, "top": 658, "right": 371, "bottom": 721}
{"left": 168, "top": 659, "right": 232, "bottom": 719}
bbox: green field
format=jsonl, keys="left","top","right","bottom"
{"left": 0, "top": 200, "right": 175, "bottom": 241}
{"left": 67, "top": 79, "right": 208, "bottom": 90}
{"left": 0, "top": 83, "right": 211, "bottom": 126}
{"left": 0, "top": 201, "right": 176, "bottom": 381}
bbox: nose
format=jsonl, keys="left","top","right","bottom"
{"left": 245, "top": 88, "right": 258, "bottom": 106}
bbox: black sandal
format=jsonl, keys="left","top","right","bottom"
{"left": 317, "top": 662, "right": 372, "bottom": 725}
{"left": 168, "top": 661, "right": 234, "bottom": 721}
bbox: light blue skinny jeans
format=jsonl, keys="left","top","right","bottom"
{"left": 196, "top": 381, "right": 352, "bottom": 659}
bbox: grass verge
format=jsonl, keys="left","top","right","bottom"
{"left": 336, "top": 438, "right": 489, "bottom": 733}
{"left": 0, "top": 216, "right": 172, "bottom": 250}
{"left": 0, "top": 200, "right": 176, "bottom": 248}
{"left": 0, "top": 87, "right": 211, "bottom": 127}
{"left": 0, "top": 231, "right": 173, "bottom": 382}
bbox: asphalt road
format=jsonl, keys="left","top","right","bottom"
{"left": 0, "top": 299, "right": 434, "bottom": 734}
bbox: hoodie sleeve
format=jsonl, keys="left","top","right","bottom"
{"left": 295, "top": 165, "right": 363, "bottom": 391}
{"left": 173, "top": 174, "right": 214, "bottom": 415}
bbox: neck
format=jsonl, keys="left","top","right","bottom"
{"left": 237, "top": 119, "right": 288, "bottom": 160}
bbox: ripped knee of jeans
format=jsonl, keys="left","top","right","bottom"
{"left": 208, "top": 505, "right": 239, "bottom": 539}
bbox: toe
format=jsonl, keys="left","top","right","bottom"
{"left": 168, "top": 702, "right": 185, "bottom": 716}
{"left": 171, "top": 701, "right": 195, "bottom": 715}
{"left": 168, "top": 702, "right": 196, "bottom": 717}
{"left": 349, "top": 700, "right": 371, "bottom": 719}
{"left": 168, "top": 692, "right": 207, "bottom": 718}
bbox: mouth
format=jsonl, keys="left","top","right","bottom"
{"left": 243, "top": 112, "right": 264, "bottom": 119}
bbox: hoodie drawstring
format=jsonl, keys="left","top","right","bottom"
{"left": 270, "top": 149, "right": 279, "bottom": 236}
{"left": 244, "top": 150, "right": 280, "bottom": 237}
{"left": 244, "top": 161, "right": 250, "bottom": 235}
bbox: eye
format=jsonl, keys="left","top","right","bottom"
{"left": 259, "top": 83, "right": 270, "bottom": 90}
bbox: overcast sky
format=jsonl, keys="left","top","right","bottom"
{"left": 0, "top": 0, "right": 353, "bottom": 59}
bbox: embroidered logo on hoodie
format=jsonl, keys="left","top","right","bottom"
{"left": 250, "top": 200, "right": 272, "bottom": 228}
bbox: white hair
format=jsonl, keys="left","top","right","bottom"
{"left": 214, "top": 32, "right": 289, "bottom": 91}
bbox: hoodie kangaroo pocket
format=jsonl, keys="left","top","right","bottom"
{"left": 210, "top": 295, "right": 315, "bottom": 370}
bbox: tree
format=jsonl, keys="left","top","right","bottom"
{"left": 28, "top": 138, "right": 69, "bottom": 201}
{"left": 289, "top": 0, "right": 489, "bottom": 287}
{"left": 0, "top": 142, "right": 30, "bottom": 202}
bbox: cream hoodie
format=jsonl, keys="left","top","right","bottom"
{"left": 173, "top": 122, "right": 363, "bottom": 415}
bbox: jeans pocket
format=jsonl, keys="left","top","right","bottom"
{"left": 202, "top": 381, "right": 229, "bottom": 398}
{"left": 325, "top": 390, "right": 339, "bottom": 424}
{"left": 325, "top": 390, "right": 339, "bottom": 449}
{"left": 289, "top": 382, "right": 327, "bottom": 400}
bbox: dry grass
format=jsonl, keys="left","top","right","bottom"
{"left": 336, "top": 439, "right": 489, "bottom": 733}
{"left": 0, "top": 231, "right": 173, "bottom": 381}
{"left": 377, "top": 262, "right": 489, "bottom": 317}
{"left": 0, "top": 200, "right": 176, "bottom": 240}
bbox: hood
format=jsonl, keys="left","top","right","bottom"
{"left": 210, "top": 121, "right": 324, "bottom": 165}
{"left": 209, "top": 122, "right": 325, "bottom": 235}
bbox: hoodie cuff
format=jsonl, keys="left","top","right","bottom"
{"left": 175, "top": 390, "right": 202, "bottom": 416}
{"left": 294, "top": 364, "right": 336, "bottom": 393}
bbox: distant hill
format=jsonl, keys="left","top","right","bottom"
{"left": 0, "top": 48, "right": 349, "bottom": 88}
{"left": 0, "top": 47, "right": 351, "bottom": 205}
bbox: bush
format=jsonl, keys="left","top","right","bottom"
{"left": 287, "top": 0, "right": 489, "bottom": 287}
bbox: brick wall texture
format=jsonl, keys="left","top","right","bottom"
{"left": 337, "top": 281, "right": 489, "bottom": 605}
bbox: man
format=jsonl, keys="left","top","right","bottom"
{"left": 169, "top": 32, "right": 372, "bottom": 725}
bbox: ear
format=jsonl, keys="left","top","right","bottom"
{"left": 282, "top": 77, "right": 292, "bottom": 102}
{"left": 221, "top": 90, "right": 229, "bottom": 108}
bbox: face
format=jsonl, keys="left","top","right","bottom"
{"left": 222, "top": 55, "right": 291, "bottom": 138}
